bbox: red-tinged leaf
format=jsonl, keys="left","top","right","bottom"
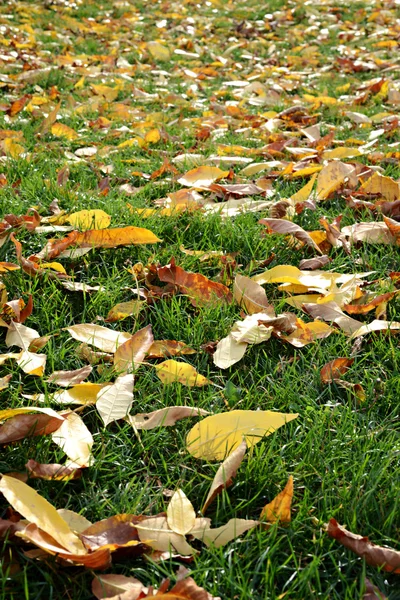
{"left": 26, "top": 460, "right": 82, "bottom": 481}
{"left": 259, "top": 218, "right": 323, "bottom": 254}
{"left": 80, "top": 514, "right": 146, "bottom": 554}
{"left": 363, "top": 579, "right": 387, "bottom": 600}
{"left": 157, "top": 258, "right": 232, "bottom": 307}
{"left": 147, "top": 340, "right": 196, "bottom": 359}
{"left": 39, "top": 102, "right": 61, "bottom": 134}
{"left": 141, "top": 576, "right": 220, "bottom": 599}
{"left": 326, "top": 518, "right": 400, "bottom": 574}
{"left": 128, "top": 406, "right": 208, "bottom": 430}
{"left": 320, "top": 358, "right": 354, "bottom": 383}
{"left": 35, "top": 231, "right": 79, "bottom": 261}
{"left": 113, "top": 324, "right": 154, "bottom": 374}
{"left": 18, "top": 294, "right": 33, "bottom": 323}
{"left": 343, "top": 291, "right": 399, "bottom": 315}
{"left": 8, "top": 95, "right": 30, "bottom": 117}
{"left": 0, "top": 413, "right": 63, "bottom": 444}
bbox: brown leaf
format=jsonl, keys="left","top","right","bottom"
{"left": 142, "top": 576, "right": 220, "bottom": 599}
{"left": 113, "top": 324, "right": 154, "bottom": 374}
{"left": 259, "top": 218, "right": 323, "bottom": 254}
{"left": 202, "top": 440, "right": 247, "bottom": 513}
{"left": 8, "top": 95, "right": 30, "bottom": 117}
{"left": 57, "top": 165, "right": 70, "bottom": 187}
{"left": 26, "top": 460, "right": 82, "bottom": 481}
{"left": 299, "top": 255, "right": 331, "bottom": 270}
{"left": 303, "top": 301, "right": 362, "bottom": 335}
{"left": 92, "top": 574, "right": 146, "bottom": 600}
{"left": 46, "top": 365, "right": 93, "bottom": 387}
{"left": 233, "top": 275, "right": 275, "bottom": 316}
{"left": 326, "top": 518, "right": 400, "bottom": 574}
{"left": 363, "top": 579, "right": 387, "bottom": 600}
{"left": 320, "top": 358, "right": 354, "bottom": 383}
{"left": 80, "top": 514, "right": 145, "bottom": 553}
{"left": 39, "top": 102, "right": 61, "bottom": 134}
{"left": 157, "top": 258, "right": 232, "bottom": 307}
{"left": 147, "top": 340, "right": 196, "bottom": 359}
{"left": 260, "top": 476, "right": 293, "bottom": 524}
{"left": 0, "top": 413, "right": 63, "bottom": 444}
{"left": 128, "top": 407, "right": 208, "bottom": 430}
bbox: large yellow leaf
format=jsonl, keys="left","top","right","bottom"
{"left": 51, "top": 123, "right": 78, "bottom": 141}
{"left": 167, "top": 489, "right": 196, "bottom": 535}
{"left": 74, "top": 226, "right": 161, "bottom": 248}
{"left": 316, "top": 161, "right": 356, "bottom": 200}
{"left": 67, "top": 210, "right": 111, "bottom": 231}
{"left": 0, "top": 475, "right": 86, "bottom": 555}
{"left": 155, "top": 360, "right": 210, "bottom": 387}
{"left": 186, "top": 410, "right": 298, "bottom": 460}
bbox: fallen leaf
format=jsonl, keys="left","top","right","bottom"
{"left": 105, "top": 300, "right": 144, "bottom": 323}
{"left": 141, "top": 576, "right": 220, "bottom": 599}
{"left": 51, "top": 412, "right": 94, "bottom": 467}
{"left": 259, "top": 218, "right": 323, "bottom": 254}
{"left": 67, "top": 210, "right": 111, "bottom": 231}
{"left": 0, "top": 408, "right": 64, "bottom": 444}
{"left": 281, "top": 318, "right": 333, "bottom": 347}
{"left": 320, "top": 358, "right": 354, "bottom": 383}
{"left": 167, "top": 489, "right": 196, "bottom": 535}
{"left": 316, "top": 161, "right": 356, "bottom": 200}
{"left": 190, "top": 518, "right": 259, "bottom": 548}
{"left": 158, "top": 259, "right": 232, "bottom": 307}
{"left": 96, "top": 374, "right": 134, "bottom": 426}
{"left": 135, "top": 516, "right": 196, "bottom": 556}
{"left": 0, "top": 475, "right": 86, "bottom": 554}
{"left": 156, "top": 360, "right": 210, "bottom": 387}
{"left": 363, "top": 579, "right": 387, "bottom": 600}
{"left": 350, "top": 319, "right": 400, "bottom": 339}
{"left": 147, "top": 41, "right": 171, "bottom": 61}
{"left": 186, "top": 410, "right": 298, "bottom": 460}
{"left": 233, "top": 275, "right": 275, "bottom": 316}
{"left": 46, "top": 365, "right": 92, "bottom": 387}
{"left": 74, "top": 226, "right": 161, "bottom": 248}
{"left": 299, "top": 255, "right": 331, "bottom": 270}
{"left": 202, "top": 440, "right": 247, "bottom": 513}
{"left": 26, "top": 460, "right": 82, "bottom": 481}
{"left": 303, "top": 301, "right": 362, "bottom": 335}
{"left": 326, "top": 518, "right": 400, "bottom": 574}
{"left": 127, "top": 407, "right": 208, "bottom": 430}
{"left": 66, "top": 324, "right": 132, "bottom": 353}
{"left": 360, "top": 172, "right": 400, "bottom": 202}
{"left": 113, "top": 325, "right": 154, "bottom": 374}
{"left": 260, "top": 476, "right": 293, "bottom": 524}
{"left": 51, "top": 123, "right": 78, "bottom": 141}
{"left": 343, "top": 292, "right": 398, "bottom": 315}
{"left": 178, "top": 166, "right": 229, "bottom": 188}
{"left": 147, "top": 340, "right": 196, "bottom": 359}
{"left": 92, "top": 574, "right": 146, "bottom": 600}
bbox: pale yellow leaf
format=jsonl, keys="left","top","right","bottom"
{"left": 155, "top": 360, "right": 210, "bottom": 387}
{"left": 96, "top": 374, "right": 134, "bottom": 426}
{"left": 51, "top": 123, "right": 78, "bottom": 141}
{"left": 190, "top": 518, "right": 259, "bottom": 548}
{"left": 51, "top": 412, "right": 94, "bottom": 467}
{"left": 66, "top": 324, "right": 132, "bottom": 353}
{"left": 113, "top": 324, "right": 153, "bottom": 374}
{"left": 135, "top": 516, "right": 196, "bottom": 555}
{"left": 147, "top": 41, "right": 171, "bottom": 61}
{"left": 167, "top": 489, "right": 196, "bottom": 535}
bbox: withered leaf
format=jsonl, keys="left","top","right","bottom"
{"left": 320, "top": 358, "right": 354, "bottom": 383}
{"left": 259, "top": 218, "right": 323, "bottom": 254}
{"left": 128, "top": 406, "right": 208, "bottom": 430}
{"left": 303, "top": 301, "right": 362, "bottom": 335}
{"left": 26, "top": 460, "right": 82, "bottom": 481}
{"left": 113, "top": 325, "right": 153, "bottom": 374}
{"left": 326, "top": 518, "right": 400, "bottom": 574}
{"left": 157, "top": 259, "right": 232, "bottom": 307}
{"left": 147, "top": 340, "right": 196, "bottom": 359}
{"left": 233, "top": 275, "right": 275, "bottom": 316}
{"left": 46, "top": 365, "right": 92, "bottom": 387}
{"left": 202, "top": 440, "right": 247, "bottom": 513}
{"left": 260, "top": 476, "right": 293, "bottom": 524}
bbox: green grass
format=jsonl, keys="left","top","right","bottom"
{"left": 0, "top": 0, "right": 400, "bottom": 598}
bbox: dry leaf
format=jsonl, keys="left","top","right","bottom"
{"left": 96, "top": 374, "right": 134, "bottom": 426}
{"left": 303, "top": 301, "right": 362, "bottom": 335}
{"left": 320, "top": 358, "right": 354, "bottom": 383}
{"left": 233, "top": 275, "right": 275, "bottom": 316}
{"left": 326, "top": 518, "right": 400, "bottom": 574}
{"left": 67, "top": 210, "right": 111, "bottom": 231}
{"left": 186, "top": 410, "right": 298, "bottom": 460}
{"left": 113, "top": 325, "right": 153, "bottom": 374}
{"left": 105, "top": 300, "right": 144, "bottom": 323}
{"left": 202, "top": 440, "right": 247, "bottom": 513}
{"left": 66, "top": 324, "right": 132, "bottom": 353}
{"left": 92, "top": 574, "right": 146, "bottom": 600}
{"left": 316, "top": 161, "right": 356, "bottom": 200}
{"left": 259, "top": 218, "right": 323, "bottom": 254}
{"left": 128, "top": 407, "right": 208, "bottom": 430}
{"left": 156, "top": 360, "right": 210, "bottom": 387}
{"left": 350, "top": 319, "right": 400, "bottom": 339}
{"left": 46, "top": 365, "right": 92, "bottom": 387}
{"left": 147, "top": 340, "right": 196, "bottom": 359}
{"left": 190, "top": 518, "right": 259, "bottom": 548}
{"left": 178, "top": 166, "right": 229, "bottom": 188}
{"left": 26, "top": 460, "right": 82, "bottom": 481}
{"left": 0, "top": 476, "right": 86, "bottom": 555}
{"left": 260, "top": 476, "right": 293, "bottom": 524}
{"left": 73, "top": 226, "right": 161, "bottom": 248}
{"left": 51, "top": 123, "right": 78, "bottom": 141}
{"left": 135, "top": 516, "right": 196, "bottom": 556}
{"left": 167, "top": 489, "right": 196, "bottom": 535}
{"left": 51, "top": 412, "right": 94, "bottom": 467}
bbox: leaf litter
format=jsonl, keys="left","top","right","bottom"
{"left": 0, "top": 0, "right": 399, "bottom": 596}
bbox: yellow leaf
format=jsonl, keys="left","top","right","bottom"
{"left": 105, "top": 300, "right": 144, "bottom": 323}
{"left": 74, "top": 226, "right": 161, "bottom": 248}
{"left": 290, "top": 166, "right": 322, "bottom": 179}
{"left": 144, "top": 128, "right": 161, "bottom": 144}
{"left": 0, "top": 406, "right": 63, "bottom": 422}
{"left": 260, "top": 476, "right": 293, "bottom": 523}
{"left": 316, "top": 161, "right": 356, "bottom": 200}
{"left": 167, "top": 489, "right": 196, "bottom": 535}
{"left": 40, "top": 262, "right": 67, "bottom": 274}
{"left": 147, "top": 41, "right": 171, "bottom": 61}
{"left": 0, "top": 475, "right": 86, "bottom": 555}
{"left": 51, "top": 123, "right": 78, "bottom": 141}
{"left": 322, "top": 147, "right": 361, "bottom": 160}
{"left": 74, "top": 76, "right": 85, "bottom": 89}
{"left": 360, "top": 172, "right": 400, "bottom": 202}
{"left": 46, "top": 383, "right": 110, "bottom": 406}
{"left": 155, "top": 360, "right": 210, "bottom": 387}
{"left": 3, "top": 138, "right": 25, "bottom": 158}
{"left": 290, "top": 172, "right": 318, "bottom": 203}
{"left": 91, "top": 84, "right": 119, "bottom": 102}
{"left": 67, "top": 209, "right": 111, "bottom": 231}
{"left": 186, "top": 410, "right": 298, "bottom": 460}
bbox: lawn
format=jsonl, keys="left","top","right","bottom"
{"left": 0, "top": 0, "right": 399, "bottom": 598}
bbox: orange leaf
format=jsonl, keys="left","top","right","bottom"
{"left": 260, "top": 476, "right": 293, "bottom": 524}
{"left": 320, "top": 358, "right": 354, "bottom": 383}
